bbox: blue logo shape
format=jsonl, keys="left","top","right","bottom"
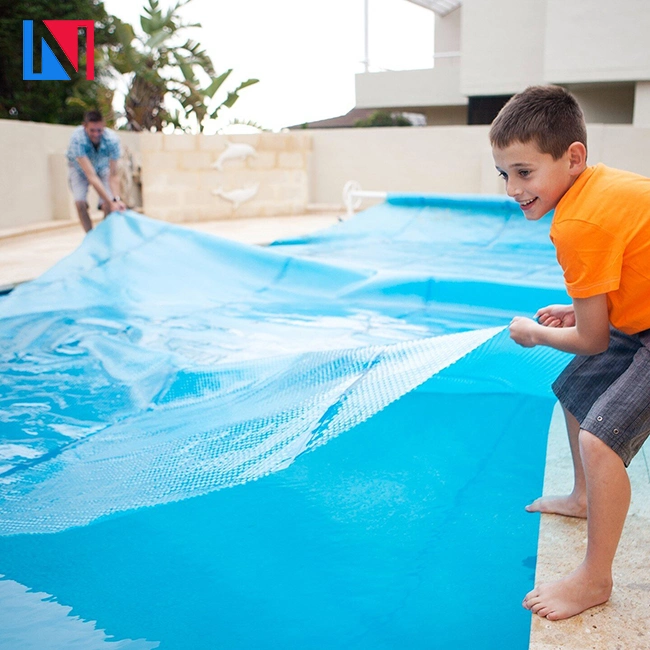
{"left": 23, "top": 20, "right": 71, "bottom": 81}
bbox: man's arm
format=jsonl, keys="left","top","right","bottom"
{"left": 509, "top": 294, "right": 610, "bottom": 355}
{"left": 76, "top": 157, "right": 125, "bottom": 211}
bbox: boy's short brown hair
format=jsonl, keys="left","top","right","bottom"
{"left": 489, "top": 85, "right": 587, "bottom": 160}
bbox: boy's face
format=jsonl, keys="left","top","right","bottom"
{"left": 492, "top": 140, "right": 582, "bottom": 221}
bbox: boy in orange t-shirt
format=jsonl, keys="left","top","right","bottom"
{"left": 490, "top": 85, "right": 650, "bottom": 621}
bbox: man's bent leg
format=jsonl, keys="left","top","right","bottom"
{"left": 523, "top": 429, "right": 630, "bottom": 620}
{"left": 526, "top": 406, "right": 587, "bottom": 517}
{"left": 75, "top": 201, "right": 93, "bottom": 233}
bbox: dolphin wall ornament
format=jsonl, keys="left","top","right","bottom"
{"left": 212, "top": 142, "right": 257, "bottom": 171}
{"left": 211, "top": 183, "right": 259, "bottom": 209}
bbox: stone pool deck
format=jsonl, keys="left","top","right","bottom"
{"left": 531, "top": 406, "right": 650, "bottom": 650}
{"left": 1, "top": 214, "right": 648, "bottom": 649}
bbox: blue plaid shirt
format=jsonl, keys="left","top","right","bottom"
{"left": 66, "top": 126, "right": 121, "bottom": 176}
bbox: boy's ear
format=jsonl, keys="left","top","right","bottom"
{"left": 567, "top": 141, "right": 587, "bottom": 174}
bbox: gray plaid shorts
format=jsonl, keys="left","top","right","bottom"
{"left": 552, "top": 327, "right": 650, "bottom": 466}
{"left": 68, "top": 164, "right": 110, "bottom": 206}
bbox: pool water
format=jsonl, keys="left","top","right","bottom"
{"left": 0, "top": 386, "right": 552, "bottom": 649}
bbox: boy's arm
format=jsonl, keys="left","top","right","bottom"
{"left": 510, "top": 294, "right": 610, "bottom": 355}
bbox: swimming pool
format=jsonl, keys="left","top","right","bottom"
{"left": 0, "top": 197, "right": 569, "bottom": 648}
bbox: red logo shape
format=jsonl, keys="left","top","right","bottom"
{"left": 43, "top": 20, "right": 95, "bottom": 79}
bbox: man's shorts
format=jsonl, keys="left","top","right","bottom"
{"left": 553, "top": 327, "right": 650, "bottom": 466}
{"left": 68, "top": 164, "right": 111, "bottom": 207}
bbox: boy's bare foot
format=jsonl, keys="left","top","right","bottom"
{"left": 525, "top": 493, "right": 587, "bottom": 518}
{"left": 523, "top": 564, "right": 612, "bottom": 620}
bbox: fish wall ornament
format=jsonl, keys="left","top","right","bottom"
{"left": 212, "top": 142, "right": 257, "bottom": 171}
{"left": 211, "top": 183, "right": 259, "bottom": 209}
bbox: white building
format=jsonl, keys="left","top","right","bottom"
{"left": 355, "top": 0, "right": 650, "bottom": 126}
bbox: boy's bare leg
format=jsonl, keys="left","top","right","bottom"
{"left": 75, "top": 201, "right": 93, "bottom": 233}
{"left": 524, "top": 430, "right": 630, "bottom": 620}
{"left": 526, "top": 406, "right": 587, "bottom": 517}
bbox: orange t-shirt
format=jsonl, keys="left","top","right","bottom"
{"left": 550, "top": 163, "right": 650, "bottom": 335}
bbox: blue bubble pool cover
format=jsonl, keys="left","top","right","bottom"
{"left": 0, "top": 195, "right": 569, "bottom": 536}
{"left": 0, "top": 195, "right": 578, "bottom": 649}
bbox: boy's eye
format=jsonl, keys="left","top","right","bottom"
{"left": 519, "top": 170, "right": 531, "bottom": 177}
{"left": 497, "top": 171, "right": 507, "bottom": 180}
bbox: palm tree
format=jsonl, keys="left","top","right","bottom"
{"left": 110, "top": 0, "right": 258, "bottom": 132}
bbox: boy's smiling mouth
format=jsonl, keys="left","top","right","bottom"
{"left": 519, "top": 197, "right": 537, "bottom": 209}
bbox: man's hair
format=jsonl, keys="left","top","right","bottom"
{"left": 83, "top": 110, "right": 103, "bottom": 123}
{"left": 489, "top": 86, "right": 587, "bottom": 159}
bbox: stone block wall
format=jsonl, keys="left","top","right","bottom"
{"left": 140, "top": 132, "right": 311, "bottom": 222}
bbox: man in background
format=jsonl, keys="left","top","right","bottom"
{"left": 66, "top": 110, "right": 126, "bottom": 232}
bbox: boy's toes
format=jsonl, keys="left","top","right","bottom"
{"left": 523, "top": 589, "right": 540, "bottom": 609}
{"left": 531, "top": 601, "right": 548, "bottom": 615}
{"left": 524, "top": 499, "right": 540, "bottom": 512}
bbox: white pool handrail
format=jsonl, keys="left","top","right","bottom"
{"left": 342, "top": 181, "right": 388, "bottom": 218}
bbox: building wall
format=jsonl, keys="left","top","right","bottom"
{"left": 544, "top": 0, "right": 650, "bottom": 84}
{"left": 434, "top": 6, "right": 461, "bottom": 65}
{"left": 355, "top": 0, "right": 650, "bottom": 125}
{"left": 355, "top": 65, "right": 467, "bottom": 110}
{"left": 460, "top": 0, "right": 546, "bottom": 96}
{"left": 460, "top": 0, "right": 650, "bottom": 95}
